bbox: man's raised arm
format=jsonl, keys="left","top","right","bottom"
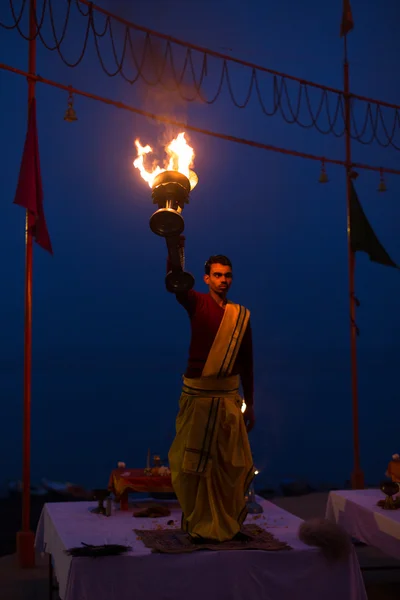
{"left": 166, "top": 235, "right": 197, "bottom": 314}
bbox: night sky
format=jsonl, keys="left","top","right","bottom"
{"left": 1, "top": 0, "right": 399, "bottom": 492}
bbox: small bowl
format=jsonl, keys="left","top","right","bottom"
{"left": 380, "top": 480, "right": 399, "bottom": 497}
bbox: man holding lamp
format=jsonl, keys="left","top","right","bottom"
{"left": 167, "top": 235, "right": 255, "bottom": 543}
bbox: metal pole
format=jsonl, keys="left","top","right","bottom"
{"left": 343, "top": 35, "right": 364, "bottom": 490}
{"left": 16, "top": 0, "right": 37, "bottom": 568}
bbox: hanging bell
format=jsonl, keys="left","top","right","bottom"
{"left": 319, "top": 170, "right": 329, "bottom": 184}
{"left": 64, "top": 102, "right": 78, "bottom": 122}
{"left": 318, "top": 160, "right": 329, "bottom": 183}
{"left": 377, "top": 171, "right": 387, "bottom": 192}
{"left": 64, "top": 87, "right": 78, "bottom": 122}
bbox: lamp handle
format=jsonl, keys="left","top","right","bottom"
{"left": 166, "top": 235, "right": 185, "bottom": 272}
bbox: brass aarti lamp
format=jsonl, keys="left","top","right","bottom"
{"left": 246, "top": 469, "right": 263, "bottom": 514}
{"left": 150, "top": 170, "right": 197, "bottom": 293}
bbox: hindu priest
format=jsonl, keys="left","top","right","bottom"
{"left": 167, "top": 236, "right": 255, "bottom": 543}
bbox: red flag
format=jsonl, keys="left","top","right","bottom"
{"left": 340, "top": 0, "right": 354, "bottom": 37}
{"left": 14, "top": 98, "right": 53, "bottom": 254}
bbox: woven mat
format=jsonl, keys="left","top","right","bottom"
{"left": 134, "top": 524, "right": 292, "bottom": 554}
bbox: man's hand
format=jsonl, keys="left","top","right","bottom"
{"left": 243, "top": 404, "right": 255, "bottom": 433}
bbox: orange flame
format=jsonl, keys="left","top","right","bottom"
{"left": 133, "top": 132, "right": 197, "bottom": 190}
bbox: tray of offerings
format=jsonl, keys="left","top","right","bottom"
{"left": 108, "top": 464, "right": 174, "bottom": 510}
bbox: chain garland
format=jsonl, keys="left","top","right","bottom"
{"left": 1, "top": 0, "right": 400, "bottom": 150}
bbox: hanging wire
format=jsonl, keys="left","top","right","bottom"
{"left": 1, "top": 0, "right": 400, "bottom": 150}
{"left": 2, "top": 59, "right": 400, "bottom": 180}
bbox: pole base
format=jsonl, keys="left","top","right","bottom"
{"left": 351, "top": 469, "right": 365, "bottom": 490}
{"left": 16, "top": 530, "right": 35, "bottom": 568}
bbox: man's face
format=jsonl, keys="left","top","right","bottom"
{"left": 204, "top": 263, "right": 233, "bottom": 295}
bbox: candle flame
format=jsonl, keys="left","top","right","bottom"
{"left": 133, "top": 132, "right": 197, "bottom": 190}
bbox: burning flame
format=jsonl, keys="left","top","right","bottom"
{"left": 133, "top": 132, "right": 198, "bottom": 190}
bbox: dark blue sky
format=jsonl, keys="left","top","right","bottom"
{"left": 1, "top": 0, "right": 399, "bottom": 490}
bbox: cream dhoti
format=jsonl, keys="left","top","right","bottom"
{"left": 169, "top": 302, "right": 254, "bottom": 542}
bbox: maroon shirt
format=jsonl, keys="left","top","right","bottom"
{"left": 174, "top": 290, "right": 254, "bottom": 405}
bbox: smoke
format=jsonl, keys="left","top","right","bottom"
{"left": 134, "top": 36, "right": 192, "bottom": 148}
{"left": 100, "top": 1, "right": 198, "bottom": 146}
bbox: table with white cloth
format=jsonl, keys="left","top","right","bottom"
{"left": 326, "top": 489, "right": 400, "bottom": 561}
{"left": 35, "top": 497, "right": 367, "bottom": 600}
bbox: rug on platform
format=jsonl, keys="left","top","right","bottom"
{"left": 134, "top": 524, "right": 292, "bottom": 554}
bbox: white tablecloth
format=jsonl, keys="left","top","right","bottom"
{"left": 36, "top": 497, "right": 367, "bottom": 600}
{"left": 326, "top": 489, "right": 400, "bottom": 560}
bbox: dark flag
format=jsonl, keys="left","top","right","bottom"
{"left": 340, "top": 0, "right": 354, "bottom": 37}
{"left": 14, "top": 98, "right": 53, "bottom": 254}
{"left": 349, "top": 180, "right": 397, "bottom": 269}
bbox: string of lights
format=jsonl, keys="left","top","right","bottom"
{"left": 1, "top": 60, "right": 399, "bottom": 183}
{"left": 1, "top": 0, "right": 400, "bottom": 150}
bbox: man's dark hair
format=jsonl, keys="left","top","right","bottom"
{"left": 204, "top": 255, "right": 232, "bottom": 275}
